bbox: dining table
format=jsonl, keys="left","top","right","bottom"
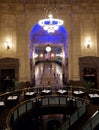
{"left": 24, "top": 91, "right": 36, "bottom": 100}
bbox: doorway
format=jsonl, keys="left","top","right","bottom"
{"left": 83, "top": 67, "right": 97, "bottom": 88}
{"left": 0, "top": 58, "right": 19, "bottom": 91}
{"left": 0, "top": 69, "right": 15, "bottom": 92}
{"left": 1, "top": 69, "right": 15, "bottom": 79}
{"left": 79, "top": 57, "right": 99, "bottom": 88}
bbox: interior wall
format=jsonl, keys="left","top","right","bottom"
{"left": 0, "top": 1, "right": 99, "bottom": 84}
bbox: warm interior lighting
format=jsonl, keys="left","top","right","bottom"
{"left": 85, "top": 37, "right": 91, "bottom": 48}
{"left": 87, "top": 43, "right": 90, "bottom": 48}
{"left": 56, "top": 53, "right": 63, "bottom": 57}
{"left": 51, "top": 53, "right": 55, "bottom": 57}
{"left": 40, "top": 53, "right": 43, "bottom": 57}
{"left": 6, "top": 41, "right": 12, "bottom": 50}
{"left": 38, "top": 14, "right": 64, "bottom": 33}
{"left": 34, "top": 53, "right": 38, "bottom": 58}
{"left": 38, "top": 0, "right": 64, "bottom": 33}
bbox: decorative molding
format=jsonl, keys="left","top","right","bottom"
{"left": 0, "top": 1, "right": 99, "bottom": 14}
{"left": 0, "top": 0, "right": 99, "bottom": 4}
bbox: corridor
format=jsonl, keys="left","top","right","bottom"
{"left": 35, "top": 61, "right": 63, "bottom": 87}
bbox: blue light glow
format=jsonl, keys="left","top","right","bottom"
{"left": 30, "top": 23, "right": 68, "bottom": 58}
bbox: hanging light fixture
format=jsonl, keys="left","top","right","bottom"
{"left": 38, "top": 0, "right": 64, "bottom": 33}
{"left": 38, "top": 14, "right": 64, "bottom": 33}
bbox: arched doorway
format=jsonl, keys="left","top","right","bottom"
{"left": 30, "top": 23, "right": 68, "bottom": 86}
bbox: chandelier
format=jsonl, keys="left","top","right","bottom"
{"left": 38, "top": 14, "right": 63, "bottom": 33}
{"left": 38, "top": 0, "right": 64, "bottom": 33}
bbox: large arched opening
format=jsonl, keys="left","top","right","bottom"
{"left": 30, "top": 23, "right": 68, "bottom": 86}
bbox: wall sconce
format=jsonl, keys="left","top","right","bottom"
{"left": 6, "top": 41, "right": 12, "bottom": 50}
{"left": 85, "top": 38, "right": 91, "bottom": 49}
{"left": 87, "top": 43, "right": 90, "bottom": 48}
{"left": 7, "top": 44, "right": 10, "bottom": 50}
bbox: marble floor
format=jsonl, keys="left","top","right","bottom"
{"left": 35, "top": 61, "right": 63, "bottom": 87}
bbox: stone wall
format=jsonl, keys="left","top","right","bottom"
{"left": 0, "top": 1, "right": 99, "bottom": 84}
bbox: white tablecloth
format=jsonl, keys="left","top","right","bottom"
{"left": 7, "top": 96, "right": 18, "bottom": 100}
{"left": 25, "top": 92, "right": 35, "bottom": 95}
{"left": 0, "top": 101, "right": 5, "bottom": 106}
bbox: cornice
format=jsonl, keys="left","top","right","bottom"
{"left": 0, "top": 0, "right": 99, "bottom": 4}
{"left": 0, "top": 2, "right": 99, "bottom": 14}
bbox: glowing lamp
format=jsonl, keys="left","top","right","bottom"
{"left": 46, "top": 45, "right": 51, "bottom": 52}
{"left": 38, "top": 14, "right": 64, "bottom": 33}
